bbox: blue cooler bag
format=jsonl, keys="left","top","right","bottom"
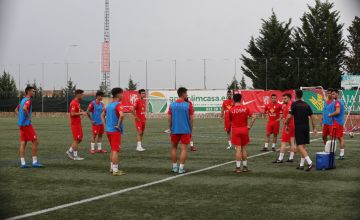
{"left": 316, "top": 152, "right": 336, "bottom": 170}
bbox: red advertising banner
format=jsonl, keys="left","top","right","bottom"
{"left": 239, "top": 90, "right": 295, "bottom": 113}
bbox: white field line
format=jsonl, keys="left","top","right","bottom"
{"left": 5, "top": 138, "right": 322, "bottom": 220}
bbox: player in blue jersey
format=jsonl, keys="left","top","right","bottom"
{"left": 329, "top": 89, "right": 346, "bottom": 159}
{"left": 101, "top": 87, "right": 125, "bottom": 176}
{"left": 322, "top": 89, "right": 335, "bottom": 144}
{"left": 87, "top": 91, "right": 107, "bottom": 154}
{"left": 168, "top": 87, "right": 194, "bottom": 174}
{"left": 15, "top": 86, "right": 44, "bottom": 168}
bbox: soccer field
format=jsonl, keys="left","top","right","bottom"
{"left": 0, "top": 117, "right": 359, "bottom": 220}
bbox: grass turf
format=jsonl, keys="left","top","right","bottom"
{"left": 0, "top": 116, "right": 359, "bottom": 219}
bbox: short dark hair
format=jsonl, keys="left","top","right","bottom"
{"left": 327, "top": 88, "right": 334, "bottom": 93}
{"left": 25, "top": 86, "right": 34, "bottom": 94}
{"left": 138, "top": 89, "right": 145, "bottom": 94}
{"left": 295, "top": 89, "right": 303, "bottom": 99}
{"left": 177, "top": 87, "right": 187, "bottom": 97}
{"left": 75, "top": 89, "right": 84, "bottom": 95}
{"left": 283, "top": 93, "right": 292, "bottom": 99}
{"left": 111, "top": 87, "right": 123, "bottom": 98}
{"left": 96, "top": 91, "right": 104, "bottom": 97}
{"left": 333, "top": 89, "right": 339, "bottom": 94}
{"left": 227, "top": 90, "right": 232, "bottom": 94}
{"left": 271, "top": 94, "right": 277, "bottom": 97}
{"left": 233, "top": 93, "right": 242, "bottom": 103}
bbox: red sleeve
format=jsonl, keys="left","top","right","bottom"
{"left": 189, "top": 102, "right": 194, "bottom": 116}
{"left": 168, "top": 105, "right": 172, "bottom": 115}
{"left": 222, "top": 101, "right": 225, "bottom": 110}
{"left": 133, "top": 100, "right": 138, "bottom": 110}
{"left": 24, "top": 100, "right": 31, "bottom": 110}
{"left": 70, "top": 102, "right": 79, "bottom": 113}
{"left": 88, "top": 102, "right": 94, "bottom": 112}
{"left": 335, "top": 101, "right": 341, "bottom": 108}
{"left": 247, "top": 107, "right": 252, "bottom": 117}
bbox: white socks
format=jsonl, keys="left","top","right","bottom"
{"left": 137, "top": 141, "right": 142, "bottom": 148}
{"left": 112, "top": 164, "right": 118, "bottom": 173}
{"left": 243, "top": 160, "right": 247, "bottom": 167}
{"left": 272, "top": 143, "right": 276, "bottom": 149}
{"left": 339, "top": 149, "right": 345, "bottom": 156}
{"left": 92, "top": 142, "right": 102, "bottom": 150}
{"left": 91, "top": 143, "right": 95, "bottom": 150}
{"left": 236, "top": 160, "right": 241, "bottom": 168}
{"left": 264, "top": 143, "right": 269, "bottom": 149}
{"left": 305, "top": 156, "right": 312, "bottom": 165}
{"left": 20, "top": 157, "right": 26, "bottom": 166}
{"left": 289, "top": 152, "right": 294, "bottom": 160}
{"left": 97, "top": 143, "right": 102, "bottom": 150}
{"left": 110, "top": 162, "right": 113, "bottom": 170}
{"left": 190, "top": 141, "right": 194, "bottom": 147}
{"left": 173, "top": 163, "right": 177, "bottom": 168}
{"left": 179, "top": 164, "right": 185, "bottom": 170}
{"left": 228, "top": 141, "right": 232, "bottom": 147}
{"left": 278, "top": 153, "right": 284, "bottom": 161}
{"left": 300, "top": 158, "right": 305, "bottom": 167}
{"left": 73, "top": 151, "right": 78, "bottom": 157}
{"left": 69, "top": 147, "right": 73, "bottom": 152}
{"left": 32, "top": 156, "right": 37, "bottom": 164}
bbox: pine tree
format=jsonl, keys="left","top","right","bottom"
{"left": 346, "top": 16, "right": 360, "bottom": 74}
{"left": 241, "top": 11, "right": 295, "bottom": 90}
{"left": 294, "top": 0, "right": 346, "bottom": 88}
{"left": 0, "top": 71, "right": 17, "bottom": 92}
{"left": 227, "top": 76, "right": 239, "bottom": 90}
{"left": 62, "top": 78, "right": 76, "bottom": 97}
{"left": 127, "top": 75, "right": 138, "bottom": 91}
{"left": 240, "top": 76, "right": 247, "bottom": 89}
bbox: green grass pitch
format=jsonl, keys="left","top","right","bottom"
{"left": 0, "top": 116, "right": 359, "bottom": 219}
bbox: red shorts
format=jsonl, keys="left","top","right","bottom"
{"left": 331, "top": 122, "right": 344, "bottom": 138}
{"left": 231, "top": 127, "right": 249, "bottom": 147}
{"left": 266, "top": 120, "right": 280, "bottom": 135}
{"left": 171, "top": 134, "right": 191, "bottom": 145}
{"left": 281, "top": 125, "right": 295, "bottom": 142}
{"left": 135, "top": 120, "right": 146, "bottom": 132}
{"left": 322, "top": 124, "right": 333, "bottom": 137}
{"left": 19, "top": 125, "right": 37, "bottom": 142}
{"left": 224, "top": 119, "right": 231, "bottom": 133}
{"left": 92, "top": 124, "right": 104, "bottom": 136}
{"left": 71, "top": 124, "right": 83, "bottom": 141}
{"left": 107, "top": 132, "right": 122, "bottom": 152}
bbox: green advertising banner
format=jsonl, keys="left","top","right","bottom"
{"left": 302, "top": 90, "right": 360, "bottom": 114}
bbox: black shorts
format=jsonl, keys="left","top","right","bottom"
{"left": 295, "top": 125, "right": 310, "bottom": 145}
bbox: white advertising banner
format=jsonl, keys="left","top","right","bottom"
{"left": 148, "top": 90, "right": 228, "bottom": 113}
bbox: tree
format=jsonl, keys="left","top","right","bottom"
{"left": 127, "top": 75, "right": 138, "bottom": 91}
{"left": 240, "top": 76, "right": 247, "bottom": 89}
{"left": 241, "top": 11, "right": 295, "bottom": 90}
{"left": 0, "top": 71, "right": 17, "bottom": 92}
{"left": 62, "top": 78, "right": 76, "bottom": 97}
{"left": 227, "top": 76, "right": 239, "bottom": 90}
{"left": 346, "top": 16, "right": 360, "bottom": 74}
{"left": 294, "top": 0, "right": 346, "bottom": 88}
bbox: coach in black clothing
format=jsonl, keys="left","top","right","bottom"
{"left": 285, "top": 90, "right": 317, "bottom": 172}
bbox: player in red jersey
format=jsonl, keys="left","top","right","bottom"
{"left": 261, "top": 94, "right": 282, "bottom": 152}
{"left": 132, "top": 89, "right": 147, "bottom": 152}
{"left": 16, "top": 86, "right": 44, "bottom": 168}
{"left": 221, "top": 90, "right": 234, "bottom": 149}
{"left": 273, "top": 93, "right": 296, "bottom": 163}
{"left": 66, "top": 89, "right": 87, "bottom": 160}
{"left": 229, "top": 93, "right": 256, "bottom": 173}
{"left": 87, "top": 91, "right": 107, "bottom": 154}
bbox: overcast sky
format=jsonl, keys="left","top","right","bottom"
{"left": 0, "top": 0, "right": 359, "bottom": 90}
